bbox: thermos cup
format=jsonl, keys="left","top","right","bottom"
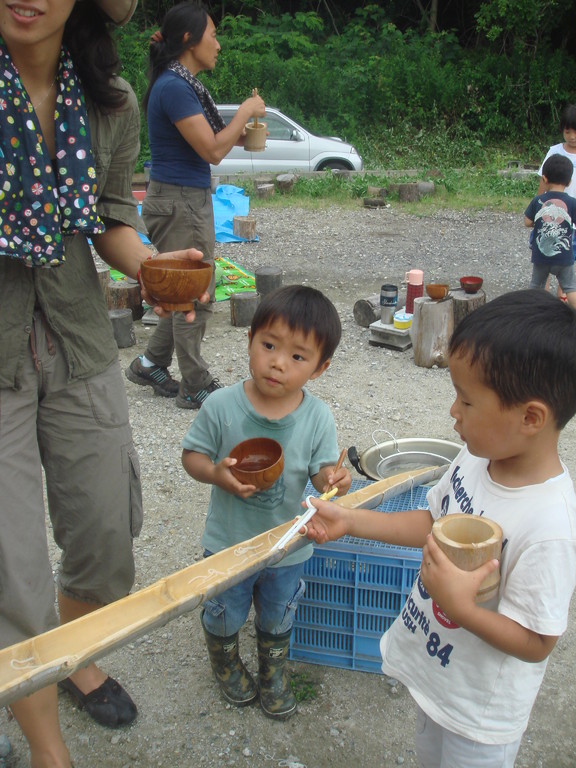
{"left": 380, "top": 284, "right": 398, "bottom": 324}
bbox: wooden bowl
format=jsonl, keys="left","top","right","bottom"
{"left": 425, "top": 283, "right": 450, "bottom": 300}
{"left": 432, "top": 514, "right": 502, "bottom": 602}
{"left": 229, "top": 437, "right": 284, "bottom": 490}
{"left": 460, "top": 275, "right": 483, "bottom": 294}
{"left": 140, "top": 258, "right": 212, "bottom": 311}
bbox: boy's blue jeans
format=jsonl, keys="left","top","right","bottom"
{"left": 201, "top": 551, "right": 306, "bottom": 637}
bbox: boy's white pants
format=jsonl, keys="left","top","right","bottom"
{"left": 415, "top": 706, "right": 522, "bottom": 768}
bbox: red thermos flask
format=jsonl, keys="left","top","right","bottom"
{"left": 405, "top": 269, "right": 423, "bottom": 313}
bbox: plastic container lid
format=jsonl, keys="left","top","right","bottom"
{"left": 393, "top": 312, "right": 413, "bottom": 329}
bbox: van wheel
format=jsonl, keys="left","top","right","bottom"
{"left": 316, "top": 160, "right": 350, "bottom": 171}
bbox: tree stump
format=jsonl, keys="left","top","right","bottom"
{"left": 411, "top": 296, "right": 454, "bottom": 368}
{"left": 106, "top": 278, "right": 143, "bottom": 320}
{"left": 417, "top": 181, "right": 436, "bottom": 196}
{"left": 108, "top": 309, "right": 136, "bottom": 348}
{"left": 367, "top": 186, "right": 387, "bottom": 198}
{"left": 96, "top": 264, "right": 110, "bottom": 302}
{"left": 230, "top": 292, "right": 260, "bottom": 327}
{"left": 353, "top": 294, "right": 381, "bottom": 327}
{"left": 389, "top": 182, "right": 421, "bottom": 202}
{"left": 255, "top": 266, "right": 282, "bottom": 296}
{"left": 255, "top": 183, "right": 275, "bottom": 199}
{"left": 275, "top": 173, "right": 296, "bottom": 193}
{"left": 233, "top": 215, "right": 257, "bottom": 240}
{"left": 452, "top": 288, "right": 486, "bottom": 330}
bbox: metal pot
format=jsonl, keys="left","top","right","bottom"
{"left": 349, "top": 430, "right": 462, "bottom": 481}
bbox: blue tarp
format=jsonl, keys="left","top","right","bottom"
{"left": 213, "top": 184, "right": 258, "bottom": 243}
{"left": 137, "top": 184, "right": 257, "bottom": 245}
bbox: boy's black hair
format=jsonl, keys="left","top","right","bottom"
{"left": 250, "top": 285, "right": 342, "bottom": 365}
{"left": 449, "top": 290, "right": 576, "bottom": 429}
{"left": 560, "top": 104, "right": 576, "bottom": 132}
{"left": 542, "top": 153, "right": 574, "bottom": 187}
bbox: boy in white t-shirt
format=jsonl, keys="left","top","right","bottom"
{"left": 304, "top": 289, "right": 576, "bottom": 767}
{"left": 538, "top": 104, "right": 576, "bottom": 199}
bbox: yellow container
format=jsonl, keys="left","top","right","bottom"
{"left": 393, "top": 311, "right": 412, "bottom": 330}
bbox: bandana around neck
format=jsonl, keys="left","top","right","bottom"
{"left": 0, "top": 41, "right": 105, "bottom": 267}
{"left": 168, "top": 61, "right": 226, "bottom": 134}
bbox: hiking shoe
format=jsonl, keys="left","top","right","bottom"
{"left": 176, "top": 378, "right": 223, "bottom": 410}
{"left": 125, "top": 356, "right": 179, "bottom": 398}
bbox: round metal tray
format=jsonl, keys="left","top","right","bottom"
{"left": 349, "top": 434, "right": 462, "bottom": 481}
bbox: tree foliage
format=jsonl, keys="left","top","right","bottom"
{"left": 119, "top": 1, "right": 576, "bottom": 169}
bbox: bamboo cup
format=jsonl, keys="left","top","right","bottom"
{"left": 432, "top": 514, "right": 502, "bottom": 602}
{"left": 244, "top": 88, "right": 267, "bottom": 152}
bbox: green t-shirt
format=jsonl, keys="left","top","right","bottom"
{"left": 181, "top": 380, "right": 340, "bottom": 566}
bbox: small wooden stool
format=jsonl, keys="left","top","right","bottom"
{"left": 107, "top": 277, "right": 143, "bottom": 320}
{"left": 108, "top": 309, "right": 136, "bottom": 348}
{"left": 233, "top": 215, "right": 257, "bottom": 240}
{"left": 255, "top": 266, "right": 282, "bottom": 296}
{"left": 452, "top": 288, "right": 486, "bottom": 329}
{"left": 230, "top": 292, "right": 260, "bottom": 327}
{"left": 411, "top": 296, "right": 454, "bottom": 368}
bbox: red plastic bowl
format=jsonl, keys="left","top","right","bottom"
{"left": 459, "top": 276, "right": 483, "bottom": 294}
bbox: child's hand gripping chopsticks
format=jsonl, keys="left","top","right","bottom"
{"left": 271, "top": 448, "right": 349, "bottom": 552}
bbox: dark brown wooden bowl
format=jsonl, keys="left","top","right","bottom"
{"left": 140, "top": 258, "right": 212, "bottom": 311}
{"left": 459, "top": 275, "right": 483, "bottom": 294}
{"left": 229, "top": 437, "right": 284, "bottom": 490}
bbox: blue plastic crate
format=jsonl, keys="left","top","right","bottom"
{"left": 289, "top": 479, "right": 428, "bottom": 673}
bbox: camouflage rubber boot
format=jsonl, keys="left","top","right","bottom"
{"left": 256, "top": 627, "right": 297, "bottom": 720}
{"left": 202, "top": 620, "right": 257, "bottom": 707}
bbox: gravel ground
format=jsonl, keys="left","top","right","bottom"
{"left": 3, "top": 203, "right": 576, "bottom": 768}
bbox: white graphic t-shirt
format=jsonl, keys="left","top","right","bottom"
{"left": 380, "top": 446, "right": 576, "bottom": 744}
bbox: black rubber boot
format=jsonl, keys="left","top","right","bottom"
{"left": 202, "top": 619, "right": 257, "bottom": 706}
{"left": 256, "top": 627, "right": 297, "bottom": 720}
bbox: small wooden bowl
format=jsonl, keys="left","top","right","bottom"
{"left": 425, "top": 283, "right": 450, "bottom": 300}
{"left": 432, "top": 514, "right": 502, "bottom": 602}
{"left": 460, "top": 275, "right": 483, "bottom": 294}
{"left": 140, "top": 258, "right": 212, "bottom": 311}
{"left": 229, "top": 437, "right": 284, "bottom": 490}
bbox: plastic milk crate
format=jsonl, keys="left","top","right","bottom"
{"left": 289, "top": 478, "right": 427, "bottom": 674}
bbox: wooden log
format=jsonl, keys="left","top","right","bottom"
{"left": 96, "top": 264, "right": 110, "bottom": 299}
{"left": 363, "top": 197, "right": 388, "bottom": 208}
{"left": 254, "top": 176, "right": 274, "bottom": 187}
{"left": 411, "top": 295, "right": 454, "bottom": 368}
{"left": 275, "top": 173, "right": 296, "bottom": 193}
{"left": 353, "top": 294, "right": 381, "bottom": 327}
{"left": 255, "top": 183, "right": 275, "bottom": 199}
{"left": 417, "top": 181, "right": 436, "bottom": 196}
{"left": 106, "top": 278, "right": 144, "bottom": 320}
{"left": 255, "top": 265, "right": 282, "bottom": 296}
{"left": 389, "top": 182, "right": 421, "bottom": 202}
{"left": 230, "top": 291, "right": 260, "bottom": 327}
{"left": 367, "top": 185, "right": 387, "bottom": 198}
{"left": 108, "top": 309, "right": 136, "bottom": 348}
{"left": 452, "top": 288, "right": 486, "bottom": 330}
{"left": 232, "top": 215, "right": 257, "bottom": 240}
